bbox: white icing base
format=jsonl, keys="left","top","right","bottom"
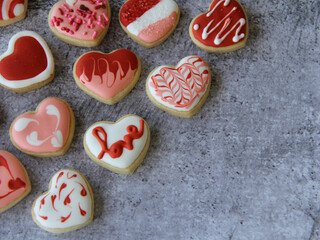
{"left": 13, "top": 4, "right": 24, "bottom": 16}
{"left": 126, "top": 0, "right": 179, "bottom": 35}
{"left": 147, "top": 56, "right": 210, "bottom": 112}
{"left": 33, "top": 169, "right": 92, "bottom": 229}
{"left": 85, "top": 116, "right": 148, "bottom": 169}
{"left": 0, "top": 31, "right": 54, "bottom": 89}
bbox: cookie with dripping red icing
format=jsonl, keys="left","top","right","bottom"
{"left": 73, "top": 49, "right": 141, "bottom": 105}
{"left": 0, "top": 31, "right": 55, "bottom": 93}
{"left": 0, "top": 0, "right": 28, "bottom": 26}
{"left": 119, "top": 0, "right": 180, "bottom": 48}
{"left": 48, "top": 0, "right": 111, "bottom": 47}
{"left": 146, "top": 56, "right": 212, "bottom": 118}
{"left": 84, "top": 115, "right": 151, "bottom": 175}
{"left": 189, "top": 0, "right": 248, "bottom": 53}
{"left": 32, "top": 169, "right": 94, "bottom": 233}
{"left": 10, "top": 97, "right": 75, "bottom": 157}
{"left": 0, "top": 151, "right": 31, "bottom": 213}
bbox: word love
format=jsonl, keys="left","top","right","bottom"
{"left": 92, "top": 119, "right": 144, "bottom": 159}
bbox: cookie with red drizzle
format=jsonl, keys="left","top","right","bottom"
{"left": 48, "top": 0, "right": 111, "bottom": 47}
{"left": 84, "top": 115, "right": 151, "bottom": 174}
{"left": 189, "top": 0, "right": 248, "bottom": 53}
{"left": 0, "top": 0, "right": 28, "bottom": 27}
{"left": 32, "top": 169, "right": 94, "bottom": 233}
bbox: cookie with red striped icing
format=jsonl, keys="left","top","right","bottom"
{"left": 0, "top": 0, "right": 28, "bottom": 26}
{"left": 189, "top": 0, "right": 248, "bottom": 53}
{"left": 120, "top": 0, "right": 180, "bottom": 48}
{"left": 48, "top": 0, "right": 111, "bottom": 47}
{"left": 32, "top": 169, "right": 94, "bottom": 233}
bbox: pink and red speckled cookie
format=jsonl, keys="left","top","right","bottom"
{"left": 48, "top": 0, "right": 111, "bottom": 47}
{"left": 119, "top": 0, "right": 180, "bottom": 48}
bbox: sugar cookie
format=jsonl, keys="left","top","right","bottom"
{"left": 0, "top": 0, "right": 28, "bottom": 26}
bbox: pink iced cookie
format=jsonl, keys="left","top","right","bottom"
{"left": 0, "top": 0, "right": 28, "bottom": 27}
{"left": 120, "top": 0, "right": 180, "bottom": 48}
{"left": 32, "top": 169, "right": 94, "bottom": 233}
{"left": 0, "top": 151, "right": 31, "bottom": 213}
{"left": 48, "top": 0, "right": 111, "bottom": 47}
{"left": 10, "top": 97, "right": 75, "bottom": 157}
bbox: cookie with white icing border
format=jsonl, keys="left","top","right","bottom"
{"left": 119, "top": 0, "right": 180, "bottom": 48}
{"left": 0, "top": 151, "right": 31, "bottom": 213}
{"left": 146, "top": 56, "right": 211, "bottom": 118}
{"left": 84, "top": 115, "right": 150, "bottom": 175}
{"left": 10, "top": 97, "right": 75, "bottom": 157}
{"left": 48, "top": 0, "right": 111, "bottom": 47}
{"left": 32, "top": 169, "right": 94, "bottom": 233}
{"left": 0, "top": 0, "right": 28, "bottom": 27}
{"left": 189, "top": 0, "right": 248, "bottom": 53}
{"left": 73, "top": 49, "right": 141, "bottom": 105}
{"left": 0, "top": 31, "right": 55, "bottom": 92}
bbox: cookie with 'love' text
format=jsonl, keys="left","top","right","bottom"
{"left": 10, "top": 97, "right": 75, "bottom": 157}
{"left": 189, "top": 0, "right": 248, "bottom": 53}
{"left": 84, "top": 115, "right": 150, "bottom": 175}
{"left": 146, "top": 56, "right": 211, "bottom": 118}
{"left": 32, "top": 169, "right": 94, "bottom": 233}
{"left": 49, "top": 0, "right": 111, "bottom": 47}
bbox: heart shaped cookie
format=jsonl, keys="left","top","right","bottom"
{"left": 0, "top": 31, "right": 55, "bottom": 92}
{"left": 32, "top": 169, "right": 94, "bottom": 233}
{"left": 0, "top": 0, "right": 28, "bottom": 26}
{"left": 84, "top": 115, "right": 150, "bottom": 174}
{"left": 73, "top": 49, "right": 141, "bottom": 105}
{"left": 0, "top": 151, "right": 31, "bottom": 213}
{"left": 10, "top": 97, "right": 75, "bottom": 157}
{"left": 189, "top": 0, "right": 248, "bottom": 53}
{"left": 119, "top": 0, "right": 180, "bottom": 48}
{"left": 146, "top": 56, "right": 211, "bottom": 118}
{"left": 49, "top": 0, "right": 111, "bottom": 47}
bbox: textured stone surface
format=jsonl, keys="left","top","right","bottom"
{"left": 0, "top": 0, "right": 320, "bottom": 239}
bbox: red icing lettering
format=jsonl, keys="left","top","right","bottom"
{"left": 92, "top": 119, "right": 145, "bottom": 159}
{"left": 0, "top": 37, "right": 48, "bottom": 80}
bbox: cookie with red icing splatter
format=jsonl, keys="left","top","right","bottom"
{"left": 84, "top": 115, "right": 151, "bottom": 174}
{"left": 189, "top": 0, "right": 248, "bottom": 53}
{"left": 48, "top": 0, "right": 111, "bottom": 47}
{"left": 146, "top": 56, "right": 211, "bottom": 118}
{"left": 32, "top": 169, "right": 94, "bottom": 233}
{"left": 73, "top": 49, "right": 141, "bottom": 105}
{"left": 119, "top": 0, "right": 180, "bottom": 48}
{"left": 10, "top": 97, "right": 75, "bottom": 157}
{"left": 0, "top": 151, "right": 31, "bottom": 213}
{"left": 0, "top": 31, "right": 55, "bottom": 93}
{"left": 0, "top": 0, "right": 28, "bottom": 26}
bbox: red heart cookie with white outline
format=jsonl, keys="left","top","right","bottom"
{"left": 0, "top": 0, "right": 28, "bottom": 27}
{"left": 32, "top": 169, "right": 94, "bottom": 233}
{"left": 189, "top": 0, "right": 248, "bottom": 53}
{"left": 119, "top": 0, "right": 180, "bottom": 48}
{"left": 0, "top": 31, "right": 55, "bottom": 92}
{"left": 10, "top": 97, "right": 75, "bottom": 157}
{"left": 84, "top": 115, "right": 151, "bottom": 175}
{"left": 0, "top": 151, "right": 31, "bottom": 213}
{"left": 146, "top": 56, "right": 211, "bottom": 118}
{"left": 49, "top": 0, "right": 111, "bottom": 47}
{"left": 73, "top": 49, "right": 141, "bottom": 105}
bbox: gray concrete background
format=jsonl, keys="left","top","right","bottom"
{"left": 0, "top": 0, "right": 320, "bottom": 239}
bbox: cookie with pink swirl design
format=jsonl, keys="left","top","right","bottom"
{"left": 146, "top": 56, "right": 211, "bottom": 118}
{"left": 32, "top": 169, "right": 94, "bottom": 233}
{"left": 0, "top": 0, "right": 28, "bottom": 26}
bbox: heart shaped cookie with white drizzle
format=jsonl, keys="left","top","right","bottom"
{"left": 84, "top": 115, "right": 150, "bottom": 175}
{"left": 48, "top": 0, "right": 111, "bottom": 47}
{"left": 146, "top": 56, "right": 211, "bottom": 118}
{"left": 32, "top": 169, "right": 94, "bottom": 233}
{"left": 10, "top": 97, "right": 75, "bottom": 157}
{"left": 189, "top": 0, "right": 248, "bottom": 53}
